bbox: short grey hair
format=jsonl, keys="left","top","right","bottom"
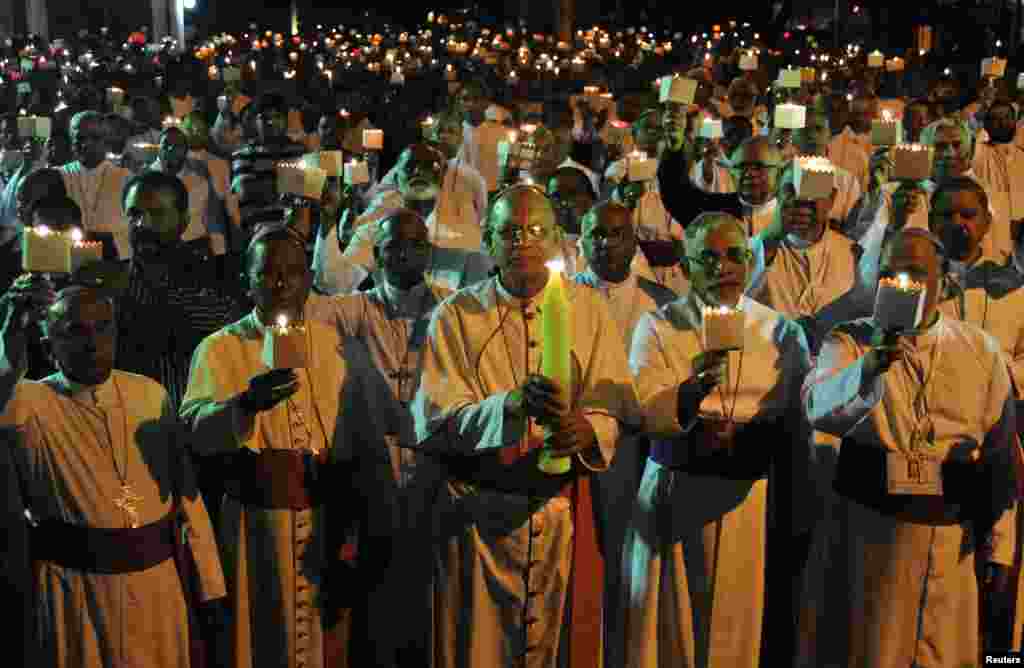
{"left": 919, "top": 118, "right": 973, "bottom": 157}
{"left": 684, "top": 212, "right": 747, "bottom": 253}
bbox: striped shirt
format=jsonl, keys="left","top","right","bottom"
{"left": 116, "top": 253, "right": 246, "bottom": 409}
{"left": 230, "top": 141, "right": 306, "bottom": 235}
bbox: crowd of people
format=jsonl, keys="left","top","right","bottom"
{"left": 2, "top": 10, "right": 1024, "bottom": 668}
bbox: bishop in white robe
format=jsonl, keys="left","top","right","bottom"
{"left": 622, "top": 212, "right": 812, "bottom": 668}
{"left": 412, "top": 188, "right": 639, "bottom": 668}
{"left": 800, "top": 228, "right": 1018, "bottom": 668}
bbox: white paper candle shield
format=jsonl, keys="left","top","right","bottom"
{"left": 871, "top": 119, "right": 903, "bottom": 146}
{"left": 362, "top": 128, "right": 384, "bottom": 150}
{"left": 801, "top": 67, "right": 816, "bottom": 83}
{"left": 626, "top": 154, "right": 657, "bottom": 182}
{"left": 71, "top": 240, "right": 103, "bottom": 272}
{"left": 262, "top": 318, "right": 308, "bottom": 369}
{"left": 794, "top": 156, "right": 835, "bottom": 200}
{"left": 16, "top": 115, "right": 33, "bottom": 138}
{"left": 868, "top": 51, "right": 884, "bottom": 68}
{"left": 774, "top": 103, "right": 806, "bottom": 130}
{"left": 874, "top": 275, "right": 925, "bottom": 332}
{"left": 344, "top": 160, "right": 370, "bottom": 186}
{"left": 107, "top": 87, "right": 125, "bottom": 105}
{"left": 891, "top": 144, "right": 934, "bottom": 181}
{"left": 702, "top": 306, "right": 745, "bottom": 352}
{"left": 390, "top": 71, "right": 405, "bottom": 85}
{"left": 777, "top": 68, "right": 802, "bottom": 89}
{"left": 658, "top": 77, "right": 697, "bottom": 105}
{"left": 22, "top": 227, "right": 72, "bottom": 274}
{"left": 223, "top": 66, "right": 241, "bottom": 82}
{"left": 276, "top": 163, "right": 328, "bottom": 200}
{"left": 885, "top": 57, "right": 905, "bottom": 72}
{"left": 700, "top": 118, "right": 723, "bottom": 139}
{"left": 739, "top": 53, "right": 758, "bottom": 71}
{"left": 304, "top": 151, "right": 344, "bottom": 177}
{"left": 982, "top": 57, "right": 1007, "bottom": 78}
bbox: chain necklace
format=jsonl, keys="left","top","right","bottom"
{"left": 76, "top": 161, "right": 109, "bottom": 230}
{"left": 382, "top": 281, "right": 436, "bottom": 406}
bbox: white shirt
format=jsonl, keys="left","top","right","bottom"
{"left": 59, "top": 160, "right": 133, "bottom": 259}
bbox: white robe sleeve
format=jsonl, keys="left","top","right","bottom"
{"left": 412, "top": 301, "right": 527, "bottom": 454}
{"left": 803, "top": 329, "right": 885, "bottom": 439}
{"left": 311, "top": 225, "right": 370, "bottom": 295}
{"left": 180, "top": 334, "right": 257, "bottom": 455}
{"left": 629, "top": 311, "right": 696, "bottom": 437}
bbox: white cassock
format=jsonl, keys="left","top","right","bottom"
{"left": 972, "top": 141, "right": 1024, "bottom": 262}
{"left": 304, "top": 282, "right": 452, "bottom": 664}
{"left": 59, "top": 160, "right": 133, "bottom": 259}
{"left": 411, "top": 277, "right": 640, "bottom": 668}
{"left": 572, "top": 266, "right": 677, "bottom": 667}
{"left": 623, "top": 295, "right": 812, "bottom": 668}
{"left": 191, "top": 148, "right": 242, "bottom": 234}
{"left": 827, "top": 127, "right": 871, "bottom": 192}
{"left": 0, "top": 368, "right": 226, "bottom": 668}
{"left": 457, "top": 120, "right": 509, "bottom": 193}
{"left": 311, "top": 217, "right": 495, "bottom": 296}
{"left": 748, "top": 227, "right": 881, "bottom": 353}
{"left": 800, "top": 315, "right": 1018, "bottom": 668}
{"left": 357, "top": 158, "right": 489, "bottom": 252}
{"left": 181, "top": 312, "right": 387, "bottom": 668}
{"left": 153, "top": 159, "right": 226, "bottom": 255}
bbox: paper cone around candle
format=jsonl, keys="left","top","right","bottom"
{"left": 658, "top": 77, "right": 697, "bottom": 105}
{"left": 344, "top": 160, "right": 370, "bottom": 185}
{"left": 277, "top": 163, "right": 328, "bottom": 200}
{"left": 262, "top": 323, "right": 309, "bottom": 369}
{"left": 22, "top": 228, "right": 72, "bottom": 274}
{"left": 891, "top": 144, "right": 933, "bottom": 182}
{"left": 871, "top": 119, "right": 903, "bottom": 146}
{"left": 874, "top": 276, "right": 925, "bottom": 332}
{"left": 774, "top": 103, "right": 806, "bottom": 130}
{"left": 793, "top": 156, "right": 835, "bottom": 200}
{"left": 702, "top": 306, "right": 746, "bottom": 352}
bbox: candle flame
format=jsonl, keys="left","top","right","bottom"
{"left": 521, "top": 124, "right": 537, "bottom": 134}
{"left": 35, "top": 225, "right": 51, "bottom": 237}
{"left": 897, "top": 273, "right": 910, "bottom": 290}
{"left": 276, "top": 314, "right": 289, "bottom": 329}
{"left": 546, "top": 259, "right": 565, "bottom": 274}
{"left": 70, "top": 228, "right": 83, "bottom": 243}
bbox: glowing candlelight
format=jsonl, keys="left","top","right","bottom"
{"left": 539, "top": 258, "right": 573, "bottom": 475}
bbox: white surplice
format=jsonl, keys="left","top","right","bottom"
{"left": 411, "top": 276, "right": 640, "bottom": 668}
{"left": 622, "top": 295, "right": 811, "bottom": 668}
{"left": 972, "top": 141, "right": 1024, "bottom": 263}
{"left": 0, "top": 368, "right": 226, "bottom": 668}
{"left": 800, "top": 314, "right": 1018, "bottom": 668}
{"left": 181, "top": 313, "right": 387, "bottom": 668}
{"left": 827, "top": 127, "right": 871, "bottom": 192}
{"left": 457, "top": 120, "right": 509, "bottom": 193}
{"left": 305, "top": 282, "right": 451, "bottom": 665}
{"left": 59, "top": 160, "right": 133, "bottom": 259}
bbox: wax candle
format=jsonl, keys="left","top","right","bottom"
{"left": 539, "top": 259, "right": 573, "bottom": 475}
{"left": 702, "top": 305, "right": 745, "bottom": 352}
{"left": 70, "top": 229, "right": 103, "bottom": 272}
{"left": 867, "top": 50, "right": 884, "bottom": 68}
{"left": 262, "top": 314, "right": 308, "bottom": 369}
{"left": 22, "top": 225, "right": 72, "bottom": 274}
{"left": 874, "top": 273, "right": 925, "bottom": 332}
{"left": 362, "top": 129, "right": 384, "bottom": 151}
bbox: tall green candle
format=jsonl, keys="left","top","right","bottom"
{"left": 539, "top": 260, "right": 573, "bottom": 475}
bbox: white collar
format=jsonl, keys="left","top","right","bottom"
{"left": 378, "top": 279, "right": 431, "bottom": 315}
{"left": 579, "top": 266, "right": 637, "bottom": 294}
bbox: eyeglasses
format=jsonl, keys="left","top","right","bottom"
{"left": 587, "top": 227, "right": 630, "bottom": 244}
{"left": 688, "top": 246, "right": 753, "bottom": 270}
{"left": 493, "top": 224, "right": 550, "bottom": 243}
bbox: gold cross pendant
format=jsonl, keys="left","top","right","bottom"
{"left": 113, "top": 483, "right": 143, "bottom": 529}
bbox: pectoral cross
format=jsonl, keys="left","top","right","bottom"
{"left": 113, "top": 483, "right": 143, "bottom": 528}
{"left": 388, "top": 367, "right": 416, "bottom": 384}
{"left": 907, "top": 459, "right": 922, "bottom": 484}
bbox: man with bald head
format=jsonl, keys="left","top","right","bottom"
{"left": 314, "top": 143, "right": 493, "bottom": 295}
{"left": 0, "top": 276, "right": 226, "bottom": 667}
{"left": 413, "top": 185, "right": 638, "bottom": 668}
{"left": 183, "top": 224, "right": 387, "bottom": 667}
{"left": 59, "top": 111, "right": 133, "bottom": 259}
{"left": 801, "top": 227, "right": 1018, "bottom": 668}
{"left": 307, "top": 210, "right": 452, "bottom": 666}
{"left": 660, "top": 132, "right": 783, "bottom": 238}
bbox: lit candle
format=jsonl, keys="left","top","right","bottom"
{"left": 70, "top": 228, "right": 103, "bottom": 272}
{"left": 263, "top": 314, "right": 308, "bottom": 369}
{"left": 22, "top": 225, "right": 72, "bottom": 274}
{"left": 539, "top": 259, "right": 573, "bottom": 475}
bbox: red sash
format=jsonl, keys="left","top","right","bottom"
{"left": 499, "top": 434, "right": 604, "bottom": 668}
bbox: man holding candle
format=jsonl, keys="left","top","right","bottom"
{"left": 230, "top": 93, "right": 307, "bottom": 242}
{"left": 827, "top": 94, "right": 877, "bottom": 191}
{"left": 800, "top": 226, "right": 1017, "bottom": 668}
{"left": 59, "top": 111, "right": 132, "bottom": 259}
{"left": 182, "top": 224, "right": 386, "bottom": 668}
{"left": 971, "top": 99, "right": 1024, "bottom": 262}
{"left": 412, "top": 185, "right": 638, "bottom": 668}
{"left": 0, "top": 278, "right": 227, "bottom": 668}
{"left": 314, "top": 144, "right": 493, "bottom": 295}
{"left": 306, "top": 210, "right": 453, "bottom": 668}
{"left": 623, "top": 211, "right": 812, "bottom": 668}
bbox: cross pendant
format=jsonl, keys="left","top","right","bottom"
{"left": 113, "top": 483, "right": 143, "bottom": 529}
